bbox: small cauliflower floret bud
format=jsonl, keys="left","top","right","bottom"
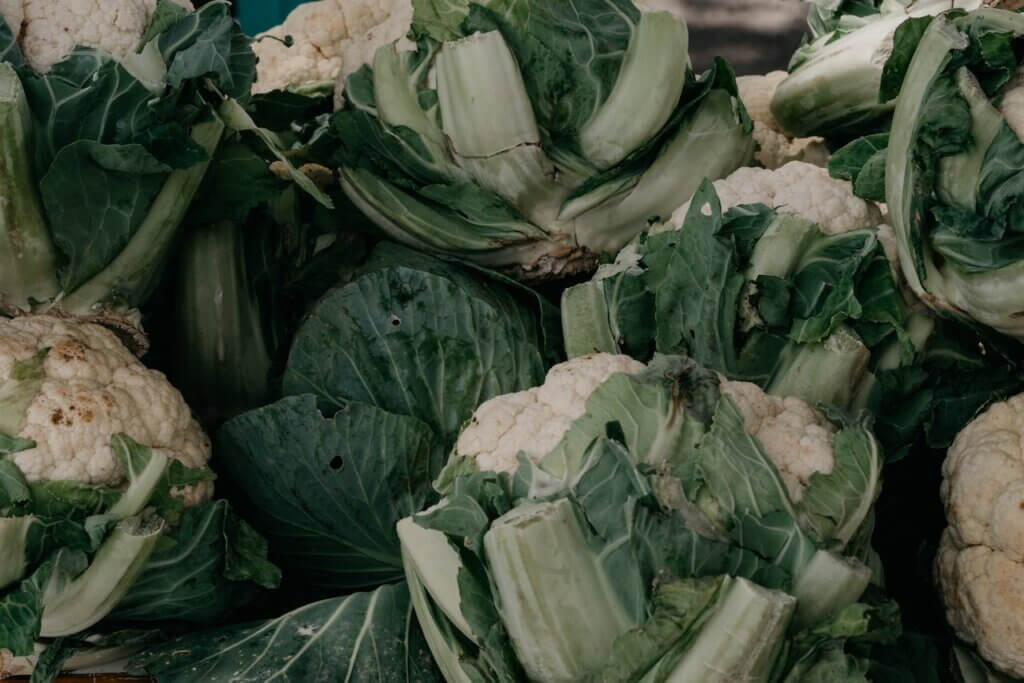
{"left": 721, "top": 380, "right": 837, "bottom": 503}
{"left": 4, "top": 0, "right": 194, "bottom": 74}
{"left": 737, "top": 72, "right": 829, "bottom": 170}
{"left": 937, "top": 393, "right": 1024, "bottom": 677}
{"left": 659, "top": 162, "right": 884, "bottom": 237}
{"left": 0, "top": 315, "right": 212, "bottom": 506}
{"left": 454, "top": 353, "right": 646, "bottom": 473}
{"left": 737, "top": 72, "right": 788, "bottom": 132}
{"left": 253, "top": 0, "right": 413, "bottom": 95}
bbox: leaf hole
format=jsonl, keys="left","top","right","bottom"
{"left": 329, "top": 456, "right": 344, "bottom": 471}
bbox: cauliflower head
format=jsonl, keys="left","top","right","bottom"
{"left": 455, "top": 353, "right": 838, "bottom": 504}
{"left": 0, "top": 316, "right": 211, "bottom": 506}
{"left": 937, "top": 394, "right": 1024, "bottom": 677}
{"left": 1, "top": 0, "right": 194, "bottom": 73}
{"left": 253, "top": 0, "right": 413, "bottom": 95}
{"left": 454, "top": 353, "right": 646, "bottom": 474}
{"left": 657, "top": 161, "right": 885, "bottom": 237}
{"left": 737, "top": 72, "right": 829, "bottom": 170}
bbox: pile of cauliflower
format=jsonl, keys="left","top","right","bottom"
{"left": 3, "top": 1, "right": 1022, "bottom": 679}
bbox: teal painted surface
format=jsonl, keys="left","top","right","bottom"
{"left": 236, "top": 0, "right": 306, "bottom": 34}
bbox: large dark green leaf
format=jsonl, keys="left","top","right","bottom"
{"left": 186, "top": 139, "right": 282, "bottom": 225}
{"left": 977, "top": 124, "right": 1024, "bottom": 234}
{"left": 131, "top": 582, "right": 442, "bottom": 683}
{"left": 644, "top": 181, "right": 745, "bottom": 373}
{"left": 283, "top": 243, "right": 547, "bottom": 443}
{"left": 157, "top": 2, "right": 255, "bottom": 100}
{"left": 0, "top": 558, "right": 55, "bottom": 656}
{"left": 112, "top": 500, "right": 280, "bottom": 624}
{"left": 39, "top": 142, "right": 168, "bottom": 291}
{"left": 0, "top": 459, "right": 31, "bottom": 508}
{"left": 216, "top": 395, "right": 445, "bottom": 592}
{"left": 21, "top": 55, "right": 162, "bottom": 172}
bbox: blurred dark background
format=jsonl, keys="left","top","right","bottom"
{"left": 218, "top": 0, "right": 810, "bottom": 76}
{"left": 683, "top": 0, "right": 809, "bottom": 74}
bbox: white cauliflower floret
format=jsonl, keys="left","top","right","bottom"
{"left": 454, "top": 353, "right": 646, "bottom": 473}
{"left": 936, "top": 394, "right": 1024, "bottom": 677}
{"left": 737, "top": 72, "right": 829, "bottom": 170}
{"left": 658, "top": 162, "right": 884, "bottom": 237}
{"left": 0, "top": 316, "right": 211, "bottom": 506}
{"left": 253, "top": 0, "right": 413, "bottom": 95}
{"left": 721, "top": 380, "right": 836, "bottom": 502}
{"left": 1, "top": 0, "right": 193, "bottom": 74}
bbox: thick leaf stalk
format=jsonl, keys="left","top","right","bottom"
{"left": 484, "top": 499, "right": 639, "bottom": 683}
{"left": 40, "top": 517, "right": 165, "bottom": 637}
{"left": 0, "top": 63, "right": 57, "bottom": 310}
{"left": 174, "top": 221, "right": 273, "bottom": 426}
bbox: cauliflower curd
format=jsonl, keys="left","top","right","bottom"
{"left": 0, "top": 0, "right": 194, "bottom": 73}
{"left": 660, "top": 161, "right": 885, "bottom": 237}
{"left": 252, "top": 0, "right": 413, "bottom": 94}
{"left": 455, "top": 353, "right": 646, "bottom": 473}
{"left": 937, "top": 393, "right": 1024, "bottom": 677}
{"left": 0, "top": 315, "right": 211, "bottom": 505}
{"left": 455, "top": 353, "right": 839, "bottom": 503}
